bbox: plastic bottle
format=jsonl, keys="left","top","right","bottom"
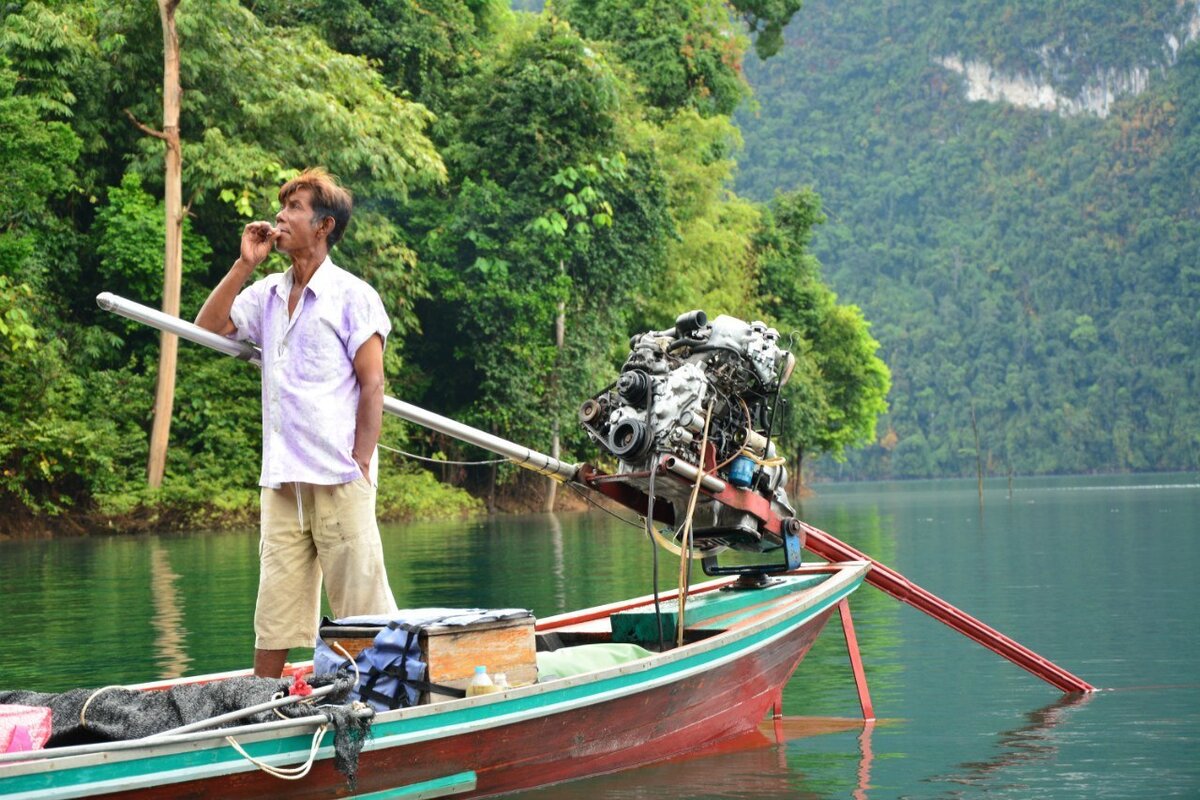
{"left": 466, "top": 665, "right": 498, "bottom": 697}
{"left": 493, "top": 672, "right": 510, "bottom": 691}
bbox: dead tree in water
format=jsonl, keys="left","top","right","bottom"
{"left": 970, "top": 403, "right": 983, "bottom": 509}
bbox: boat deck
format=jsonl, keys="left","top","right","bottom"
{"left": 538, "top": 565, "right": 851, "bottom": 650}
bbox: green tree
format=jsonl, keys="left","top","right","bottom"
{"left": 754, "top": 190, "right": 890, "bottom": 482}
{"left": 559, "top": 0, "right": 750, "bottom": 117}
{"left": 0, "top": 276, "right": 142, "bottom": 517}
{"left": 0, "top": 54, "right": 81, "bottom": 287}
{"left": 638, "top": 110, "right": 762, "bottom": 323}
{"left": 409, "top": 18, "right": 671, "bottom": 472}
{"left": 93, "top": 173, "right": 212, "bottom": 339}
{"left": 245, "top": 0, "right": 494, "bottom": 113}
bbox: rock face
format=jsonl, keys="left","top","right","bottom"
{"left": 936, "top": 55, "right": 1151, "bottom": 118}
{"left": 936, "top": 4, "right": 1200, "bottom": 118}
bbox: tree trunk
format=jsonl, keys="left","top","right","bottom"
{"left": 543, "top": 262, "right": 565, "bottom": 512}
{"left": 788, "top": 445, "right": 804, "bottom": 497}
{"left": 794, "top": 445, "right": 804, "bottom": 496}
{"left": 147, "top": 0, "right": 183, "bottom": 488}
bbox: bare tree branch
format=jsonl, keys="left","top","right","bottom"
{"left": 124, "top": 108, "right": 168, "bottom": 141}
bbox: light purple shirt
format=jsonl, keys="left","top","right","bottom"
{"left": 229, "top": 257, "right": 391, "bottom": 489}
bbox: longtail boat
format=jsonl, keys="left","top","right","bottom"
{"left": 0, "top": 564, "right": 868, "bottom": 799}
{"left": 0, "top": 295, "right": 1093, "bottom": 798}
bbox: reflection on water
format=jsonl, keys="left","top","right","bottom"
{"left": 148, "top": 539, "right": 190, "bottom": 678}
{"left": 0, "top": 474, "right": 1197, "bottom": 798}
{"left": 519, "top": 717, "right": 878, "bottom": 800}
{"left": 856, "top": 723, "right": 874, "bottom": 800}
{"left": 546, "top": 512, "right": 567, "bottom": 610}
{"left": 925, "top": 693, "right": 1095, "bottom": 795}
{"left": 519, "top": 729, "right": 812, "bottom": 800}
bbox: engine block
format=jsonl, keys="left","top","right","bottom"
{"left": 580, "top": 311, "right": 797, "bottom": 554}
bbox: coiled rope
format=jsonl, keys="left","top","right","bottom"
{"left": 226, "top": 724, "right": 328, "bottom": 780}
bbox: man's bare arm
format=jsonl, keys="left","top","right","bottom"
{"left": 352, "top": 333, "right": 386, "bottom": 481}
{"left": 195, "top": 221, "right": 278, "bottom": 333}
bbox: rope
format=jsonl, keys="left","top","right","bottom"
{"left": 377, "top": 442, "right": 507, "bottom": 466}
{"left": 739, "top": 450, "right": 787, "bottom": 467}
{"left": 565, "top": 481, "right": 645, "bottom": 530}
{"left": 226, "top": 724, "right": 328, "bottom": 780}
{"left": 647, "top": 522, "right": 707, "bottom": 559}
{"left": 645, "top": 454, "right": 665, "bottom": 651}
{"left": 269, "top": 643, "right": 362, "bottom": 721}
{"left": 676, "top": 398, "right": 715, "bottom": 648}
{"left": 80, "top": 685, "right": 125, "bottom": 728}
{"left": 332, "top": 641, "right": 362, "bottom": 690}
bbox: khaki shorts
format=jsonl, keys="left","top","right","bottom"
{"left": 255, "top": 478, "right": 398, "bottom": 650}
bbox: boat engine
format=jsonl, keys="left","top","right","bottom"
{"left": 580, "top": 311, "right": 801, "bottom": 573}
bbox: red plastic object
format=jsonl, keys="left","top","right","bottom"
{"left": 0, "top": 705, "right": 51, "bottom": 752}
{"left": 290, "top": 672, "right": 313, "bottom": 698}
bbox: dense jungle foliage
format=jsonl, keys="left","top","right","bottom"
{"left": 736, "top": 0, "right": 1200, "bottom": 479}
{"left": 0, "top": 0, "right": 888, "bottom": 532}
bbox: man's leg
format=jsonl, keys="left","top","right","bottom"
{"left": 254, "top": 648, "right": 290, "bottom": 679}
{"left": 254, "top": 484, "right": 323, "bottom": 677}
{"left": 314, "top": 477, "right": 397, "bottom": 618}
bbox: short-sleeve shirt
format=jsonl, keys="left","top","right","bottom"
{"left": 229, "top": 257, "right": 391, "bottom": 489}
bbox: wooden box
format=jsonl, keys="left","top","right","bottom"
{"left": 319, "top": 614, "right": 538, "bottom": 704}
{"left": 420, "top": 616, "right": 538, "bottom": 699}
{"left": 319, "top": 627, "right": 378, "bottom": 661}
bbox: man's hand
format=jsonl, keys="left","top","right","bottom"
{"left": 353, "top": 454, "right": 371, "bottom": 481}
{"left": 240, "top": 221, "right": 280, "bottom": 268}
{"left": 195, "top": 221, "right": 278, "bottom": 335}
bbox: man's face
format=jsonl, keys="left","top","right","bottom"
{"left": 274, "top": 188, "right": 326, "bottom": 255}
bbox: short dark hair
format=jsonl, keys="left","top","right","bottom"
{"left": 279, "top": 167, "right": 353, "bottom": 247}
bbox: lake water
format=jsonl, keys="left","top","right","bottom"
{"left": 1, "top": 473, "right": 1197, "bottom": 798}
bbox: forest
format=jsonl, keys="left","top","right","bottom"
{"left": 0, "top": 0, "right": 889, "bottom": 532}
{"left": 735, "top": 0, "right": 1200, "bottom": 479}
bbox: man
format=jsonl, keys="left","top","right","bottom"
{"left": 196, "top": 167, "right": 398, "bottom": 678}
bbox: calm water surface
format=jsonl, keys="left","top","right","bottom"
{"left": 1, "top": 473, "right": 1197, "bottom": 798}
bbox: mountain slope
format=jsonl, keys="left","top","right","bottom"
{"left": 736, "top": 0, "right": 1200, "bottom": 478}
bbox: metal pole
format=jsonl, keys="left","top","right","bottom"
{"left": 96, "top": 293, "right": 580, "bottom": 483}
{"left": 381, "top": 396, "right": 579, "bottom": 481}
{"left": 98, "top": 292, "right": 260, "bottom": 363}
{"left": 142, "top": 682, "right": 339, "bottom": 740}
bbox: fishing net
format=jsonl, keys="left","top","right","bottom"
{"left": 0, "top": 672, "right": 371, "bottom": 787}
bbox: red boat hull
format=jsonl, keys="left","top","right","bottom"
{"left": 122, "top": 606, "right": 834, "bottom": 799}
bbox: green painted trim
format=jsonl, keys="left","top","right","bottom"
{"left": 0, "top": 738, "right": 319, "bottom": 799}
{"left": 611, "top": 574, "right": 827, "bottom": 643}
{"left": 353, "top": 770, "right": 476, "bottom": 799}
